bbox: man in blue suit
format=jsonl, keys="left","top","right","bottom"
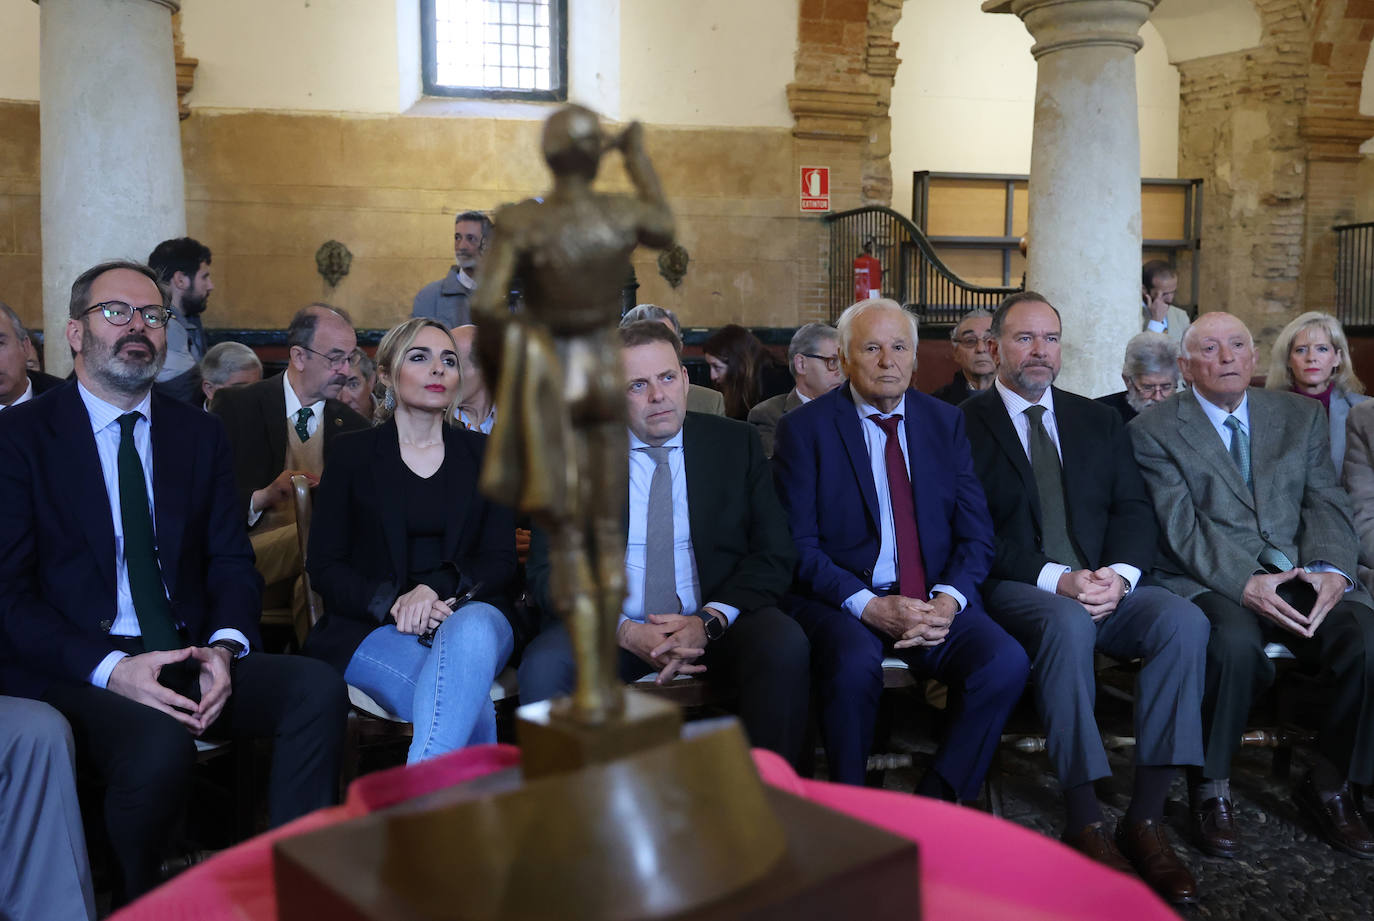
{"left": 773, "top": 298, "right": 1028, "bottom": 798}
{"left": 0, "top": 261, "right": 348, "bottom": 906}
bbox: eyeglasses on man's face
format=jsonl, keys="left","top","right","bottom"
{"left": 802, "top": 352, "right": 842, "bottom": 372}
{"left": 954, "top": 334, "right": 996, "bottom": 349}
{"left": 83, "top": 301, "right": 170, "bottom": 329}
{"left": 298, "top": 345, "right": 360, "bottom": 370}
{"left": 1130, "top": 379, "right": 1176, "bottom": 398}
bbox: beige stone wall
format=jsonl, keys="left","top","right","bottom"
{"left": 0, "top": 103, "right": 39, "bottom": 332}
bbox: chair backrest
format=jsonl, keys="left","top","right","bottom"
{"left": 291, "top": 474, "right": 322, "bottom": 627}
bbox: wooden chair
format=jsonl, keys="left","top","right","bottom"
{"left": 290, "top": 475, "right": 521, "bottom": 786}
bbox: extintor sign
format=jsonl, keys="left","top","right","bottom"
{"left": 800, "top": 166, "right": 830, "bottom": 212}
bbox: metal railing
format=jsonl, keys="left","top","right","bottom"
{"left": 1336, "top": 221, "right": 1374, "bottom": 329}
{"left": 825, "top": 205, "right": 1021, "bottom": 324}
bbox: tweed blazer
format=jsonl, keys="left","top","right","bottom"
{"left": 746, "top": 387, "right": 803, "bottom": 457}
{"left": 1129, "top": 387, "right": 1368, "bottom": 608}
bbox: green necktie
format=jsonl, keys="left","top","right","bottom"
{"left": 295, "top": 406, "right": 314, "bottom": 443}
{"left": 1025, "top": 405, "right": 1085, "bottom": 570}
{"left": 1224, "top": 415, "right": 1252, "bottom": 490}
{"left": 117, "top": 413, "right": 181, "bottom": 651}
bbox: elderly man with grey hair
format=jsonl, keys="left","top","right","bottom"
{"left": 0, "top": 302, "right": 62, "bottom": 411}
{"left": 620, "top": 304, "right": 725, "bottom": 415}
{"left": 931, "top": 308, "right": 996, "bottom": 406}
{"left": 196, "top": 341, "right": 263, "bottom": 411}
{"left": 1096, "top": 331, "right": 1180, "bottom": 424}
{"left": 747, "top": 321, "right": 844, "bottom": 457}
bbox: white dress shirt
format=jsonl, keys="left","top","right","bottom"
{"left": 993, "top": 379, "right": 1141, "bottom": 595}
{"left": 840, "top": 390, "right": 967, "bottom": 619}
{"left": 622, "top": 428, "right": 739, "bottom": 629}
{"left": 1, "top": 377, "right": 33, "bottom": 410}
{"left": 80, "top": 383, "right": 250, "bottom": 688}
{"left": 248, "top": 373, "right": 325, "bottom": 525}
{"left": 457, "top": 405, "right": 496, "bottom": 434}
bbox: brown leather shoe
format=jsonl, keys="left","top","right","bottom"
{"left": 1190, "top": 796, "right": 1240, "bottom": 858}
{"left": 1294, "top": 771, "right": 1374, "bottom": 859}
{"left": 1061, "top": 821, "right": 1132, "bottom": 873}
{"left": 1116, "top": 819, "right": 1199, "bottom": 905}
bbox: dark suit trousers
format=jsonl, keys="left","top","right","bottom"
{"left": 43, "top": 650, "right": 348, "bottom": 904}
{"left": 1195, "top": 592, "right": 1374, "bottom": 783}
{"left": 788, "top": 596, "right": 1029, "bottom": 799}
{"left": 517, "top": 607, "right": 810, "bottom": 768}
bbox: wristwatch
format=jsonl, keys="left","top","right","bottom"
{"left": 693, "top": 608, "right": 727, "bottom": 642}
{"left": 209, "top": 638, "right": 246, "bottom": 670}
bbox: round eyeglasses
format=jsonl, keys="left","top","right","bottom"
{"left": 83, "top": 301, "right": 171, "bottom": 328}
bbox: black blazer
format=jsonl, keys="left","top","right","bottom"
{"left": 28, "top": 369, "right": 64, "bottom": 398}
{"left": 527, "top": 412, "right": 796, "bottom": 619}
{"left": 0, "top": 381, "right": 262, "bottom": 698}
{"left": 210, "top": 372, "right": 369, "bottom": 521}
{"left": 1095, "top": 390, "right": 1139, "bottom": 425}
{"left": 961, "top": 386, "right": 1157, "bottom": 590}
{"left": 302, "top": 420, "right": 518, "bottom": 673}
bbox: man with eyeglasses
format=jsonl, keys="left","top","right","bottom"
{"left": 1096, "top": 331, "right": 1181, "bottom": 424}
{"left": 0, "top": 262, "right": 347, "bottom": 906}
{"left": 931, "top": 308, "right": 996, "bottom": 406}
{"left": 211, "top": 304, "right": 369, "bottom": 634}
{"left": 747, "top": 322, "right": 844, "bottom": 457}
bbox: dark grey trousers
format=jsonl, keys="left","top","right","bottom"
{"left": 986, "top": 582, "right": 1208, "bottom": 787}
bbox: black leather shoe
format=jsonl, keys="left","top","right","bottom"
{"left": 1061, "top": 821, "right": 1132, "bottom": 873}
{"left": 1116, "top": 819, "right": 1199, "bottom": 905}
{"left": 1294, "top": 771, "right": 1374, "bottom": 859}
{"left": 1190, "top": 796, "right": 1240, "bottom": 858}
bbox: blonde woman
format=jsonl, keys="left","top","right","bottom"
{"left": 1266, "top": 311, "right": 1367, "bottom": 472}
{"left": 304, "top": 318, "right": 516, "bottom": 762}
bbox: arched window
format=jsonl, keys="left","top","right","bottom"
{"left": 422, "top": 0, "right": 567, "bottom": 100}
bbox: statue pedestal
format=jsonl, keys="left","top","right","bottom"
{"left": 274, "top": 718, "right": 921, "bottom": 920}
{"left": 517, "top": 688, "right": 682, "bottom": 780}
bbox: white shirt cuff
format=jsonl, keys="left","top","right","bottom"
{"left": 703, "top": 602, "right": 739, "bottom": 627}
{"left": 1146, "top": 318, "right": 1167, "bottom": 333}
{"left": 843, "top": 588, "right": 877, "bottom": 619}
{"left": 1108, "top": 563, "right": 1141, "bottom": 594}
{"left": 208, "top": 629, "right": 252, "bottom": 655}
{"left": 1037, "top": 563, "right": 1072, "bottom": 594}
{"left": 247, "top": 504, "right": 263, "bottom": 527}
{"left": 89, "top": 651, "right": 128, "bottom": 689}
{"left": 930, "top": 584, "right": 966, "bottom": 612}
{"left": 1305, "top": 561, "right": 1355, "bottom": 592}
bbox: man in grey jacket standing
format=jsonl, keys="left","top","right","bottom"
{"left": 412, "top": 210, "right": 492, "bottom": 328}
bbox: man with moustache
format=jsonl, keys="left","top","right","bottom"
{"left": 211, "top": 305, "right": 369, "bottom": 625}
{"left": 1131, "top": 311, "right": 1374, "bottom": 860}
{"left": 1096, "top": 331, "right": 1180, "bottom": 425}
{"left": 413, "top": 211, "right": 492, "bottom": 329}
{"left": 149, "top": 237, "right": 215, "bottom": 405}
{"left": 772, "top": 298, "right": 1028, "bottom": 798}
{"left": 0, "top": 261, "right": 347, "bottom": 905}
{"left": 961, "top": 293, "right": 1206, "bottom": 904}
{"left": 931, "top": 308, "right": 996, "bottom": 406}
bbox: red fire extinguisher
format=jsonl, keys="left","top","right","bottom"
{"left": 853, "top": 246, "right": 882, "bottom": 303}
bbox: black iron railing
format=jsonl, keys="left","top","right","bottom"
{"left": 1336, "top": 221, "right": 1374, "bottom": 329}
{"left": 824, "top": 205, "right": 1021, "bottom": 325}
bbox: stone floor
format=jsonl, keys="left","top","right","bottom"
{"left": 871, "top": 689, "right": 1374, "bottom": 921}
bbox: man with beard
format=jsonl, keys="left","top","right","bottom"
{"left": 961, "top": 293, "right": 1207, "bottom": 904}
{"left": 0, "top": 261, "right": 347, "bottom": 906}
{"left": 149, "top": 237, "right": 214, "bottom": 405}
{"left": 413, "top": 211, "right": 491, "bottom": 328}
{"left": 1096, "top": 331, "right": 1180, "bottom": 424}
{"left": 211, "top": 304, "right": 369, "bottom": 634}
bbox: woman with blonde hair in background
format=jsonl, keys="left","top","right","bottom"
{"left": 1266, "top": 311, "right": 1367, "bottom": 473}
{"left": 304, "top": 317, "right": 517, "bottom": 762}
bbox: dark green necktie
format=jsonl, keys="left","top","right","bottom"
{"left": 1025, "top": 405, "right": 1085, "bottom": 570}
{"left": 294, "top": 406, "right": 314, "bottom": 443}
{"left": 117, "top": 413, "right": 180, "bottom": 651}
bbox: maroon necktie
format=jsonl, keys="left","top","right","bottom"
{"left": 869, "top": 414, "right": 927, "bottom": 599}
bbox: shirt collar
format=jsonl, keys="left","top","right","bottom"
{"left": 850, "top": 387, "right": 906, "bottom": 420}
{"left": 994, "top": 377, "right": 1055, "bottom": 418}
{"left": 77, "top": 380, "right": 153, "bottom": 433}
{"left": 4, "top": 376, "right": 34, "bottom": 409}
{"left": 1191, "top": 387, "right": 1249, "bottom": 430}
{"left": 283, "top": 371, "right": 326, "bottom": 420}
{"left": 628, "top": 427, "right": 685, "bottom": 453}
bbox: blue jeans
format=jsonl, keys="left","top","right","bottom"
{"left": 343, "top": 602, "right": 514, "bottom": 763}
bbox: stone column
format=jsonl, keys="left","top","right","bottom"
{"left": 38, "top": 0, "right": 187, "bottom": 375}
{"left": 983, "top": 0, "right": 1157, "bottom": 397}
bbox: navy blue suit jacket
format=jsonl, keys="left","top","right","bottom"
{"left": 772, "top": 383, "right": 995, "bottom": 611}
{"left": 0, "top": 380, "right": 262, "bottom": 698}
